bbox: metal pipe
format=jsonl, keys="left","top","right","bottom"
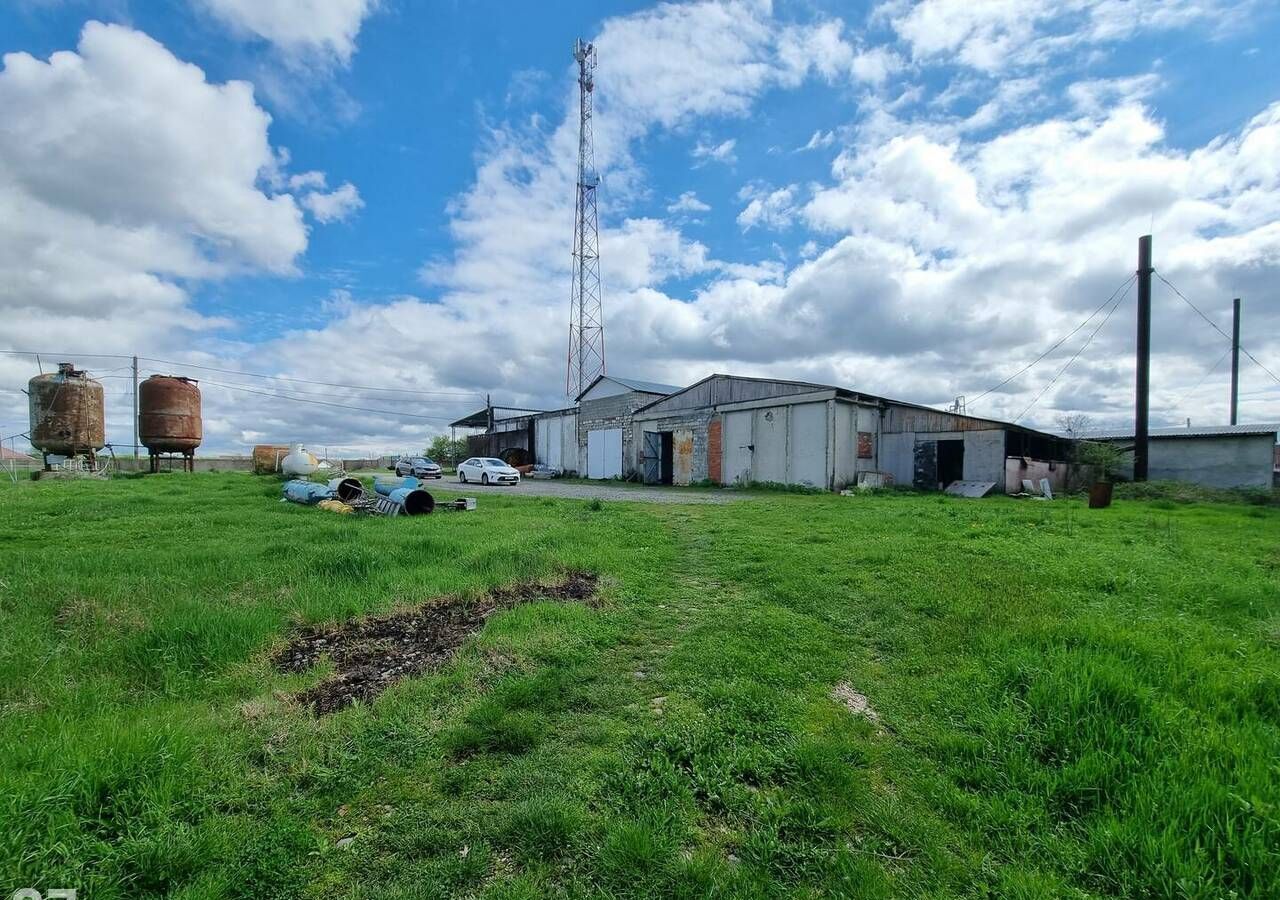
{"left": 327, "top": 476, "right": 364, "bottom": 502}
{"left": 1134, "top": 234, "right": 1152, "bottom": 482}
{"left": 388, "top": 486, "right": 434, "bottom": 515}
{"left": 282, "top": 479, "right": 337, "bottom": 504}
{"left": 374, "top": 475, "right": 418, "bottom": 496}
{"left": 1230, "top": 297, "right": 1241, "bottom": 425}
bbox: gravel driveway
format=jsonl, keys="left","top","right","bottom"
{"left": 436, "top": 477, "right": 751, "bottom": 504}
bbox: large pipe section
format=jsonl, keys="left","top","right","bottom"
{"left": 284, "top": 476, "right": 434, "bottom": 516}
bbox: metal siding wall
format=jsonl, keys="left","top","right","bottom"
{"left": 833, "top": 403, "right": 857, "bottom": 487}
{"left": 752, "top": 406, "right": 789, "bottom": 482}
{"left": 880, "top": 432, "right": 915, "bottom": 485}
{"left": 790, "top": 402, "right": 828, "bottom": 487}
{"left": 962, "top": 430, "right": 1006, "bottom": 482}
{"left": 723, "top": 410, "right": 753, "bottom": 483}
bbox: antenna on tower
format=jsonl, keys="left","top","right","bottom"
{"left": 566, "top": 37, "right": 605, "bottom": 399}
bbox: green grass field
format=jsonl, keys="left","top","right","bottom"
{"left": 1, "top": 474, "right": 1277, "bottom": 898}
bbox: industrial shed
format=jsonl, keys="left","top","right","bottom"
{"left": 449, "top": 406, "right": 547, "bottom": 465}
{"left": 1090, "top": 423, "right": 1280, "bottom": 488}
{"left": 630, "top": 374, "right": 1072, "bottom": 492}
{"left": 575, "top": 375, "right": 680, "bottom": 479}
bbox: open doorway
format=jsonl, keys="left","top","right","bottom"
{"left": 937, "top": 439, "right": 965, "bottom": 487}
{"left": 641, "top": 431, "right": 676, "bottom": 485}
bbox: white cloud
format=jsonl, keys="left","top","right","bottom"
{"left": 799, "top": 129, "right": 836, "bottom": 151}
{"left": 301, "top": 181, "right": 363, "bottom": 223}
{"left": 668, "top": 191, "right": 711, "bottom": 213}
{"left": 737, "top": 184, "right": 799, "bottom": 230}
{"left": 0, "top": 22, "right": 363, "bottom": 448}
{"left": 198, "top": 0, "right": 378, "bottom": 66}
{"left": 880, "top": 0, "right": 1246, "bottom": 73}
{"left": 692, "top": 137, "right": 738, "bottom": 165}
{"left": 7, "top": 1, "right": 1279, "bottom": 453}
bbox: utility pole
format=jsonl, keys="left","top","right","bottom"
{"left": 565, "top": 38, "right": 605, "bottom": 399}
{"left": 131, "top": 355, "right": 139, "bottom": 460}
{"left": 1230, "top": 298, "right": 1241, "bottom": 425}
{"left": 1134, "top": 235, "right": 1152, "bottom": 482}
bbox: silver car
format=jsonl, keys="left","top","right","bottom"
{"left": 395, "top": 456, "right": 443, "bottom": 479}
{"left": 457, "top": 457, "right": 521, "bottom": 486}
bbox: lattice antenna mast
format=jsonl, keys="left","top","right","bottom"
{"left": 566, "top": 38, "right": 605, "bottom": 399}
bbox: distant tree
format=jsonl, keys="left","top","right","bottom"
{"left": 425, "top": 434, "right": 467, "bottom": 464}
{"left": 1056, "top": 412, "right": 1094, "bottom": 439}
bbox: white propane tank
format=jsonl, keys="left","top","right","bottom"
{"left": 281, "top": 442, "right": 319, "bottom": 477}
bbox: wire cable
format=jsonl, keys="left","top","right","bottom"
{"left": 1169, "top": 345, "right": 1233, "bottom": 412}
{"left": 1155, "top": 272, "right": 1280, "bottom": 386}
{"left": 1013, "top": 279, "right": 1133, "bottom": 423}
{"left": 968, "top": 273, "right": 1137, "bottom": 410}
{"left": 139, "top": 356, "right": 484, "bottom": 398}
{"left": 197, "top": 379, "right": 463, "bottom": 422}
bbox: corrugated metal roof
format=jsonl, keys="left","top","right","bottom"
{"left": 575, "top": 374, "right": 681, "bottom": 400}
{"left": 1084, "top": 423, "right": 1280, "bottom": 440}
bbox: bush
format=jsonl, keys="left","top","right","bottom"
{"left": 1113, "top": 481, "right": 1280, "bottom": 506}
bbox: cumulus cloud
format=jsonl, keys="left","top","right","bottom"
{"left": 879, "top": 0, "right": 1246, "bottom": 73}
{"left": 668, "top": 191, "right": 712, "bottom": 213}
{"left": 692, "top": 137, "right": 738, "bottom": 165}
{"left": 737, "top": 184, "right": 799, "bottom": 230}
{"left": 0, "top": 22, "right": 364, "bottom": 448}
{"left": 301, "top": 181, "right": 364, "bottom": 223}
{"left": 198, "top": 0, "right": 378, "bottom": 66}
{"left": 7, "top": 1, "right": 1279, "bottom": 453}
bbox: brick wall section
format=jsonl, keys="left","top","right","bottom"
{"left": 707, "top": 415, "right": 722, "bottom": 484}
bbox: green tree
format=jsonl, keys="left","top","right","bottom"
{"left": 425, "top": 435, "right": 467, "bottom": 465}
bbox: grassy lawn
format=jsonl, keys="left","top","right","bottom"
{"left": 1, "top": 474, "right": 1277, "bottom": 898}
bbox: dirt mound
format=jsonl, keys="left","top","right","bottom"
{"left": 273, "top": 571, "right": 598, "bottom": 715}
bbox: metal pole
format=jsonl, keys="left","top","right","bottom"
{"left": 1134, "top": 235, "right": 1152, "bottom": 482}
{"left": 131, "top": 355, "right": 139, "bottom": 460}
{"left": 1230, "top": 298, "right": 1240, "bottom": 425}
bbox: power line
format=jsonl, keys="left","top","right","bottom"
{"left": 1169, "top": 345, "right": 1233, "bottom": 412}
{"left": 1013, "top": 279, "right": 1132, "bottom": 423}
{"left": 198, "top": 379, "right": 461, "bottom": 422}
{"left": 139, "top": 356, "right": 483, "bottom": 398}
{"left": 1155, "top": 273, "right": 1280, "bottom": 386}
{"left": 2, "top": 349, "right": 485, "bottom": 399}
{"left": 968, "top": 273, "right": 1137, "bottom": 410}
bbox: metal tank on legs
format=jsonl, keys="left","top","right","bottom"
{"left": 138, "top": 375, "right": 202, "bottom": 472}
{"left": 28, "top": 362, "right": 105, "bottom": 469}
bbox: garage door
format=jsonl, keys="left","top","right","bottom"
{"left": 586, "top": 428, "right": 622, "bottom": 479}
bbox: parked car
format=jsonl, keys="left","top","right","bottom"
{"left": 457, "top": 457, "right": 521, "bottom": 486}
{"left": 395, "top": 456, "right": 443, "bottom": 479}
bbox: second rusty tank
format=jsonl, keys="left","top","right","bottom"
{"left": 139, "top": 375, "right": 202, "bottom": 456}
{"left": 28, "top": 362, "right": 105, "bottom": 462}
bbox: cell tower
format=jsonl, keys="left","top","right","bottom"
{"left": 566, "top": 38, "right": 605, "bottom": 399}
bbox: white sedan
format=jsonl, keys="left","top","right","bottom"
{"left": 457, "top": 457, "right": 521, "bottom": 486}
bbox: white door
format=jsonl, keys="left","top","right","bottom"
{"left": 587, "top": 428, "right": 622, "bottom": 479}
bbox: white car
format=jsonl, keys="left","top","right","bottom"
{"left": 457, "top": 457, "right": 521, "bottom": 486}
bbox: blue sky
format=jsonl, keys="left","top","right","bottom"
{"left": 2, "top": 1, "right": 1279, "bottom": 453}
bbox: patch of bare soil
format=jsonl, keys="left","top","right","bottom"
{"left": 831, "top": 681, "right": 880, "bottom": 724}
{"left": 273, "top": 571, "right": 598, "bottom": 715}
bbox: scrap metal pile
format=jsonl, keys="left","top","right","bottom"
{"left": 282, "top": 475, "right": 476, "bottom": 517}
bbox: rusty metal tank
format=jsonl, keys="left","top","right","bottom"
{"left": 28, "top": 362, "right": 105, "bottom": 457}
{"left": 138, "top": 375, "right": 202, "bottom": 454}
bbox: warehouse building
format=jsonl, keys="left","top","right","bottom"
{"left": 461, "top": 373, "right": 1073, "bottom": 492}
{"left": 1090, "top": 423, "right": 1280, "bottom": 488}
{"left": 629, "top": 374, "right": 1072, "bottom": 492}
